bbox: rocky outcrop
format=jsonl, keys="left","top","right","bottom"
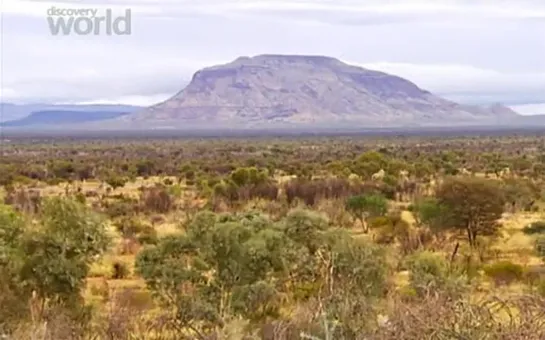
{"left": 123, "top": 54, "right": 519, "bottom": 128}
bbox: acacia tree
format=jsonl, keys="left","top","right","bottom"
{"left": 136, "top": 211, "right": 290, "bottom": 337}
{"left": 435, "top": 177, "right": 505, "bottom": 247}
{"left": 136, "top": 210, "right": 389, "bottom": 338}
{"left": 20, "top": 197, "right": 110, "bottom": 308}
{"left": 502, "top": 178, "right": 540, "bottom": 213}
{"left": 345, "top": 194, "right": 388, "bottom": 233}
{"left": 105, "top": 175, "right": 128, "bottom": 191}
{"left": 0, "top": 198, "right": 110, "bottom": 332}
{"left": 410, "top": 197, "right": 449, "bottom": 231}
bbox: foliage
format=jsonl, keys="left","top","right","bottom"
{"left": 345, "top": 194, "right": 388, "bottom": 233}
{"left": 5, "top": 135, "right": 545, "bottom": 338}
{"left": 502, "top": 178, "right": 540, "bottom": 212}
{"left": 374, "top": 211, "right": 429, "bottom": 254}
{"left": 405, "top": 251, "right": 466, "bottom": 297}
{"left": 136, "top": 210, "right": 389, "bottom": 335}
{"left": 105, "top": 175, "right": 128, "bottom": 191}
{"left": 435, "top": 177, "right": 505, "bottom": 247}
{"left": 20, "top": 197, "right": 110, "bottom": 304}
{"left": 535, "top": 235, "right": 545, "bottom": 259}
{"left": 483, "top": 261, "right": 525, "bottom": 286}
{"left": 114, "top": 216, "right": 158, "bottom": 245}
{"left": 229, "top": 167, "right": 268, "bottom": 187}
{"left": 524, "top": 221, "right": 545, "bottom": 235}
{"left": 0, "top": 205, "right": 28, "bottom": 331}
{"left": 136, "top": 211, "right": 287, "bottom": 332}
{"left": 102, "top": 196, "right": 139, "bottom": 219}
{"left": 410, "top": 197, "right": 449, "bottom": 231}
{"left": 0, "top": 198, "right": 109, "bottom": 331}
{"left": 140, "top": 184, "right": 174, "bottom": 213}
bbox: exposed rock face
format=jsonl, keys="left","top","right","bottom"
{"left": 125, "top": 54, "right": 519, "bottom": 127}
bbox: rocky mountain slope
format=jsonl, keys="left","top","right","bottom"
{"left": 121, "top": 55, "right": 519, "bottom": 128}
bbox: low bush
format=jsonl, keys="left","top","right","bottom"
{"left": 140, "top": 185, "right": 174, "bottom": 213}
{"left": 523, "top": 221, "right": 545, "bottom": 235}
{"left": 405, "top": 251, "right": 466, "bottom": 297}
{"left": 103, "top": 197, "right": 139, "bottom": 219}
{"left": 137, "top": 225, "right": 158, "bottom": 245}
{"left": 114, "top": 217, "right": 149, "bottom": 239}
{"left": 484, "top": 261, "right": 525, "bottom": 286}
{"left": 535, "top": 235, "right": 545, "bottom": 258}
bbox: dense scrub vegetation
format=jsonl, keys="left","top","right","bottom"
{"left": 2, "top": 134, "right": 545, "bottom": 339}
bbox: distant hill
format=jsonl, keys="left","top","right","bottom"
{"left": 0, "top": 103, "right": 142, "bottom": 123}
{"left": 116, "top": 54, "right": 520, "bottom": 129}
{"left": 1, "top": 110, "right": 131, "bottom": 127}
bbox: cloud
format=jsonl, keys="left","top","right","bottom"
{"left": 0, "top": 53, "right": 209, "bottom": 103}
{"left": 8, "top": 0, "right": 545, "bottom": 21}
{"left": 1, "top": 0, "right": 544, "bottom": 109}
{"left": 357, "top": 62, "right": 545, "bottom": 104}
{"left": 6, "top": 60, "right": 543, "bottom": 109}
{"left": 76, "top": 94, "right": 172, "bottom": 106}
{"left": 510, "top": 103, "right": 545, "bottom": 115}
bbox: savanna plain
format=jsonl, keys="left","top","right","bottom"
{"left": 2, "top": 133, "right": 545, "bottom": 339}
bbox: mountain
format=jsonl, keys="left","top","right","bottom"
{"left": 119, "top": 54, "right": 520, "bottom": 128}
{"left": 1, "top": 110, "right": 131, "bottom": 127}
{"left": 0, "top": 103, "right": 35, "bottom": 122}
{"left": 0, "top": 103, "right": 142, "bottom": 123}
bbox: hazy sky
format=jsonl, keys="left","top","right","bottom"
{"left": 2, "top": 0, "right": 545, "bottom": 114}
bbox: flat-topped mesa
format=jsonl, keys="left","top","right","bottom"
{"left": 126, "top": 54, "right": 520, "bottom": 127}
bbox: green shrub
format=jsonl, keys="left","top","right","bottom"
{"left": 523, "top": 221, "right": 545, "bottom": 235}
{"left": 137, "top": 225, "right": 158, "bottom": 245}
{"left": 105, "top": 176, "right": 128, "bottom": 191}
{"left": 140, "top": 185, "right": 174, "bottom": 213}
{"left": 406, "top": 251, "right": 448, "bottom": 287}
{"left": 115, "top": 217, "right": 148, "bottom": 239}
{"left": 405, "top": 251, "right": 465, "bottom": 297}
{"left": 398, "top": 286, "right": 418, "bottom": 302}
{"left": 483, "top": 261, "right": 524, "bottom": 286}
{"left": 535, "top": 235, "right": 545, "bottom": 259}
{"left": 74, "top": 192, "right": 86, "bottom": 204}
{"left": 103, "top": 197, "right": 139, "bottom": 219}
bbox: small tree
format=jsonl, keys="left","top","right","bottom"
{"left": 535, "top": 235, "right": 545, "bottom": 259}
{"left": 20, "top": 197, "right": 110, "bottom": 308}
{"left": 345, "top": 194, "right": 388, "bottom": 233}
{"left": 405, "top": 251, "right": 466, "bottom": 297}
{"left": 136, "top": 211, "right": 288, "bottom": 335}
{"left": 435, "top": 177, "right": 504, "bottom": 247}
{"left": 0, "top": 198, "right": 110, "bottom": 330}
{"left": 410, "top": 197, "right": 449, "bottom": 231}
{"left": 105, "top": 176, "right": 128, "bottom": 191}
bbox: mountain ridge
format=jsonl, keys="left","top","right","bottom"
{"left": 120, "top": 54, "right": 519, "bottom": 127}
{"left": 0, "top": 110, "right": 131, "bottom": 127}
{"left": 0, "top": 103, "right": 142, "bottom": 123}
